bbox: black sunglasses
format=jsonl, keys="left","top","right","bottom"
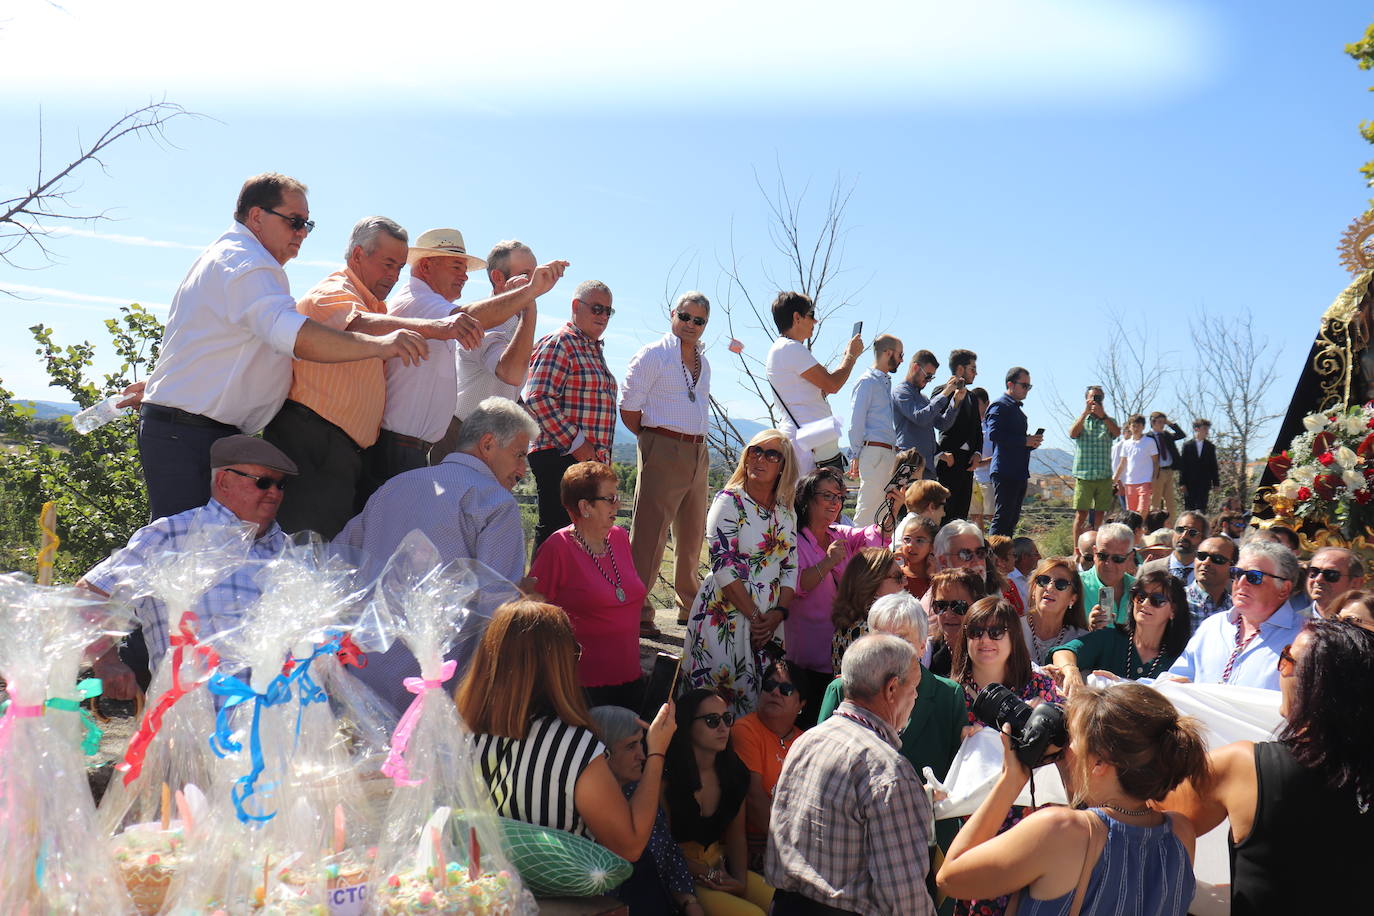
{"left": 1230, "top": 567, "right": 1290, "bottom": 585}
{"left": 1195, "top": 551, "right": 1232, "bottom": 565}
{"left": 1033, "top": 574, "right": 1072, "bottom": 592}
{"left": 761, "top": 678, "right": 796, "bottom": 697}
{"left": 747, "top": 445, "right": 785, "bottom": 464}
{"left": 1095, "top": 551, "right": 1130, "bottom": 564}
{"left": 675, "top": 311, "right": 707, "bottom": 326}
{"left": 1174, "top": 525, "right": 1202, "bottom": 538}
{"left": 261, "top": 206, "right": 315, "bottom": 234}
{"left": 582, "top": 302, "right": 615, "bottom": 317}
{"left": 694, "top": 712, "right": 735, "bottom": 729}
{"left": 1307, "top": 567, "right": 1346, "bottom": 583}
{"left": 222, "top": 467, "right": 288, "bottom": 491}
{"left": 933, "top": 599, "right": 970, "bottom": 616}
{"left": 954, "top": 546, "right": 989, "bottom": 561}
{"left": 1131, "top": 590, "right": 1170, "bottom": 608}
{"left": 966, "top": 624, "right": 1009, "bottom": 640}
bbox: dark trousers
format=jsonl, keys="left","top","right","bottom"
{"left": 1181, "top": 483, "right": 1210, "bottom": 511}
{"left": 792, "top": 666, "right": 833, "bottom": 730}
{"left": 771, "top": 889, "right": 859, "bottom": 916}
{"left": 358, "top": 428, "right": 432, "bottom": 506}
{"left": 584, "top": 677, "right": 646, "bottom": 713}
{"left": 937, "top": 463, "right": 974, "bottom": 525}
{"left": 989, "top": 472, "right": 1028, "bottom": 536}
{"left": 136, "top": 406, "right": 238, "bottom": 522}
{"left": 263, "top": 400, "right": 364, "bottom": 540}
{"left": 530, "top": 447, "right": 576, "bottom": 555}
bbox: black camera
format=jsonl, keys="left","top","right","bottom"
{"left": 972, "top": 684, "right": 1068, "bottom": 768}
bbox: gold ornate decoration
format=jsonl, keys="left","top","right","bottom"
{"left": 1311, "top": 269, "right": 1374, "bottom": 412}
{"left": 1339, "top": 212, "right": 1374, "bottom": 275}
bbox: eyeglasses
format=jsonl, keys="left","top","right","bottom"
{"left": 1195, "top": 551, "right": 1232, "bottom": 565}
{"left": 581, "top": 302, "right": 615, "bottom": 317}
{"left": 932, "top": 599, "right": 970, "bottom": 616}
{"left": 761, "top": 678, "right": 796, "bottom": 697}
{"left": 1174, "top": 525, "right": 1202, "bottom": 538}
{"left": 1033, "top": 574, "right": 1072, "bottom": 592}
{"left": 747, "top": 445, "right": 785, "bottom": 464}
{"left": 965, "top": 624, "right": 1009, "bottom": 641}
{"left": 801, "top": 309, "right": 816, "bottom": 319}
{"left": 587, "top": 493, "right": 623, "bottom": 506}
{"left": 886, "top": 570, "right": 907, "bottom": 584}
{"left": 573, "top": 642, "right": 584, "bottom": 661}
{"left": 1229, "top": 567, "right": 1290, "bottom": 585}
{"left": 694, "top": 712, "right": 735, "bottom": 729}
{"left": 222, "top": 467, "right": 288, "bottom": 491}
{"left": 261, "top": 206, "right": 315, "bottom": 234}
{"left": 1277, "top": 644, "right": 1297, "bottom": 677}
{"left": 1306, "top": 567, "right": 1347, "bottom": 583}
{"left": 675, "top": 311, "right": 707, "bottom": 327}
{"left": 1131, "top": 590, "right": 1170, "bottom": 608}
{"left": 1013, "top": 380, "right": 1033, "bottom": 390}
{"left": 1095, "top": 551, "right": 1130, "bottom": 564}
{"left": 815, "top": 489, "right": 847, "bottom": 504}
{"left": 953, "top": 547, "right": 989, "bottom": 561}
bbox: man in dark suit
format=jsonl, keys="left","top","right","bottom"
{"left": 986, "top": 366, "right": 1044, "bottom": 536}
{"left": 936, "top": 348, "right": 982, "bottom": 523}
{"left": 1176, "top": 418, "right": 1221, "bottom": 511}
{"left": 1147, "top": 411, "right": 1186, "bottom": 525}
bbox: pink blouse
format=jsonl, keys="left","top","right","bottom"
{"left": 789, "top": 523, "right": 886, "bottom": 672}
{"left": 530, "top": 526, "right": 648, "bottom": 687}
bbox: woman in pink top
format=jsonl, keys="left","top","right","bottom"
{"left": 788, "top": 467, "right": 889, "bottom": 726}
{"left": 531, "top": 461, "right": 649, "bottom": 709}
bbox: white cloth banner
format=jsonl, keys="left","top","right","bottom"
{"left": 926, "top": 679, "right": 1283, "bottom": 916}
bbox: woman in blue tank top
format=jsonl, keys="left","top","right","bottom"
{"left": 937, "top": 683, "right": 1209, "bottom": 916}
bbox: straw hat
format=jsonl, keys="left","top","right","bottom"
{"left": 407, "top": 228, "right": 487, "bottom": 269}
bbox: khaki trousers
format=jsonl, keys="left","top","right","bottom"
{"left": 628, "top": 430, "right": 710, "bottom": 623}
{"left": 1151, "top": 470, "right": 1178, "bottom": 523}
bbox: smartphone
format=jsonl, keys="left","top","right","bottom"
{"left": 851, "top": 320, "right": 863, "bottom": 338}
{"left": 1097, "top": 587, "right": 1115, "bottom": 627}
{"left": 641, "top": 652, "right": 682, "bottom": 719}
{"left": 1034, "top": 428, "right": 1045, "bottom": 437}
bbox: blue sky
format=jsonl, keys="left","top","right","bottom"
{"left": 2, "top": 0, "right": 1371, "bottom": 455}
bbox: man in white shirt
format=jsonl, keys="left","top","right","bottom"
{"left": 1008, "top": 536, "right": 1041, "bottom": 605}
{"left": 765, "top": 291, "right": 863, "bottom": 475}
{"left": 848, "top": 334, "right": 903, "bottom": 527}
{"left": 431, "top": 240, "right": 544, "bottom": 464}
{"left": 138, "top": 172, "right": 429, "bottom": 522}
{"left": 370, "top": 231, "right": 565, "bottom": 485}
{"left": 621, "top": 293, "right": 713, "bottom": 634}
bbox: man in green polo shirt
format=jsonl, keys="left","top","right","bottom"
{"left": 1069, "top": 385, "right": 1121, "bottom": 542}
{"left": 1079, "top": 522, "right": 1136, "bottom": 626}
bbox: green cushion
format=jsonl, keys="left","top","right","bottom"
{"left": 497, "top": 815, "right": 631, "bottom": 897}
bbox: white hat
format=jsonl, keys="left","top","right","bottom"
{"left": 407, "top": 228, "right": 487, "bottom": 269}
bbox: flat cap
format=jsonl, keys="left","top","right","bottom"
{"left": 209, "top": 435, "right": 298, "bottom": 475}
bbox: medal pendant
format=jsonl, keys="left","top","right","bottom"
{"left": 616, "top": 587, "right": 626, "bottom": 602}
{"left": 687, "top": 391, "right": 696, "bottom": 403}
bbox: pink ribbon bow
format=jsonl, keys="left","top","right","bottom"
{"left": 0, "top": 696, "right": 44, "bottom": 758}
{"left": 381, "top": 659, "right": 457, "bottom": 787}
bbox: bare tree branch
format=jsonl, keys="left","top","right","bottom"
{"left": 1092, "top": 316, "right": 1175, "bottom": 421}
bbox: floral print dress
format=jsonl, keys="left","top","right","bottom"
{"left": 685, "top": 488, "right": 798, "bottom": 717}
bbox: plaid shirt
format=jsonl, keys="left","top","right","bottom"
{"left": 1185, "top": 580, "right": 1233, "bottom": 631}
{"left": 1072, "top": 413, "right": 1113, "bottom": 480}
{"left": 523, "top": 322, "right": 617, "bottom": 458}
{"left": 766, "top": 700, "right": 934, "bottom": 915}
{"left": 82, "top": 499, "right": 286, "bottom": 663}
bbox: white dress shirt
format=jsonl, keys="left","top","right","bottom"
{"left": 143, "top": 222, "right": 308, "bottom": 433}
{"left": 619, "top": 333, "right": 711, "bottom": 436}
{"left": 380, "top": 275, "right": 457, "bottom": 443}
{"left": 454, "top": 312, "right": 520, "bottom": 420}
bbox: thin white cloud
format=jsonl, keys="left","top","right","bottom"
{"left": 1, "top": 282, "right": 168, "bottom": 312}
{"left": 1, "top": 0, "right": 1215, "bottom": 111}
{"left": 44, "top": 226, "right": 203, "bottom": 251}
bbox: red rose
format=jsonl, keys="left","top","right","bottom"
{"left": 1313, "top": 474, "right": 1340, "bottom": 499}
{"left": 1319, "top": 451, "right": 1336, "bottom": 467}
{"left": 1297, "top": 486, "right": 1313, "bottom": 501}
{"left": 1313, "top": 431, "right": 1335, "bottom": 454}
{"left": 1357, "top": 490, "right": 1373, "bottom": 505}
{"left": 1359, "top": 432, "right": 1374, "bottom": 457}
{"left": 1367, "top": 416, "right": 1374, "bottom": 429}
{"left": 1364, "top": 466, "right": 1374, "bottom": 481}
{"left": 1267, "top": 451, "right": 1293, "bottom": 481}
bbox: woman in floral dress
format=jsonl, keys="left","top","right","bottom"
{"left": 685, "top": 430, "right": 799, "bottom": 717}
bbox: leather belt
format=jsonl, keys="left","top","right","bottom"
{"left": 643, "top": 426, "right": 705, "bottom": 444}
{"left": 380, "top": 429, "right": 432, "bottom": 451}
{"left": 139, "top": 403, "right": 237, "bottom": 432}
{"left": 862, "top": 440, "right": 895, "bottom": 450}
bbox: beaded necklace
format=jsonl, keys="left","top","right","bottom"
{"left": 572, "top": 529, "right": 627, "bottom": 602}
{"left": 681, "top": 347, "right": 701, "bottom": 403}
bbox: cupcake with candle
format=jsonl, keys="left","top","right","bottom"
{"left": 111, "top": 821, "right": 188, "bottom": 916}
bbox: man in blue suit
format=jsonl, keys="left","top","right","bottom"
{"left": 986, "top": 366, "right": 1043, "bottom": 536}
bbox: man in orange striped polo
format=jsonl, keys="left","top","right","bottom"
{"left": 264, "top": 216, "right": 485, "bottom": 538}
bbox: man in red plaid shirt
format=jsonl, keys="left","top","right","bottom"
{"left": 523, "top": 279, "right": 618, "bottom": 553}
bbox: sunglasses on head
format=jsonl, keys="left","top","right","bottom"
{"left": 1131, "top": 590, "right": 1170, "bottom": 608}
{"left": 1230, "top": 567, "right": 1290, "bottom": 585}
{"left": 222, "top": 467, "right": 288, "bottom": 491}
{"left": 1095, "top": 551, "right": 1130, "bottom": 564}
{"left": 965, "top": 624, "right": 1009, "bottom": 641}
{"left": 932, "top": 599, "right": 970, "bottom": 616}
{"left": 675, "top": 310, "right": 707, "bottom": 326}
{"left": 761, "top": 678, "right": 796, "bottom": 697}
{"left": 1306, "top": 567, "right": 1346, "bottom": 583}
{"left": 954, "top": 547, "right": 989, "bottom": 561}
{"left": 694, "top": 711, "right": 735, "bottom": 729}
{"left": 1034, "top": 574, "right": 1072, "bottom": 592}
{"left": 1195, "top": 550, "right": 1232, "bottom": 565}
{"left": 747, "top": 444, "right": 785, "bottom": 464}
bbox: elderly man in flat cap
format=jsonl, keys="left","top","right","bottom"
{"left": 365, "top": 228, "right": 568, "bottom": 489}
{"left": 79, "top": 435, "right": 300, "bottom": 699}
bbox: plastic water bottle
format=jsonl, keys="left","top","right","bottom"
{"left": 71, "top": 394, "right": 126, "bottom": 434}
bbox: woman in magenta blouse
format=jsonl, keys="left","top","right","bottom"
{"left": 531, "top": 461, "right": 649, "bottom": 709}
{"left": 788, "top": 467, "right": 889, "bottom": 726}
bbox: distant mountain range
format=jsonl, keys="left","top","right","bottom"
{"left": 9, "top": 400, "right": 79, "bottom": 421}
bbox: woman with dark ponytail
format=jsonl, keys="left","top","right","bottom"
{"left": 939, "top": 683, "right": 1208, "bottom": 915}
{"left": 1165, "top": 619, "right": 1374, "bottom": 914}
